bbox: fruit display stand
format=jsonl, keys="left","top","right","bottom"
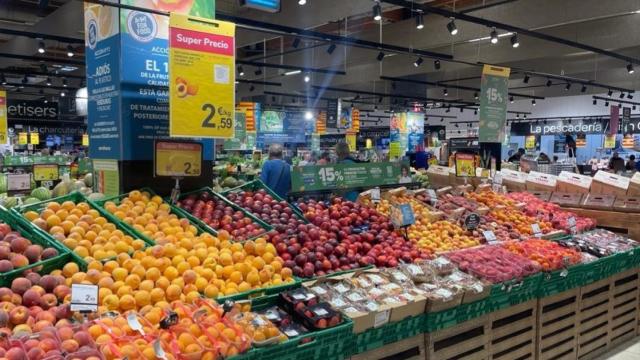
{"left": 559, "top": 207, "right": 640, "bottom": 240}
{"left": 222, "top": 179, "right": 307, "bottom": 222}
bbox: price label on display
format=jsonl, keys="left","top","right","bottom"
{"left": 391, "top": 204, "right": 415, "bottom": 228}
{"left": 70, "top": 284, "right": 98, "bottom": 312}
{"left": 33, "top": 164, "right": 59, "bottom": 181}
{"left": 169, "top": 14, "right": 236, "bottom": 139}
{"left": 29, "top": 133, "right": 39, "bottom": 145}
{"left": 567, "top": 216, "right": 577, "bottom": 234}
{"left": 464, "top": 213, "right": 481, "bottom": 231}
{"left": 155, "top": 141, "right": 202, "bottom": 177}
{"left": 371, "top": 187, "right": 381, "bottom": 203}
{"left": 531, "top": 223, "right": 542, "bottom": 238}
{"left": 483, "top": 230, "right": 497, "bottom": 243}
{"left": 18, "top": 132, "right": 28, "bottom": 145}
{"left": 7, "top": 174, "right": 31, "bottom": 191}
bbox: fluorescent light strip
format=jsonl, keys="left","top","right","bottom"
{"left": 284, "top": 70, "right": 302, "bottom": 76}
{"left": 468, "top": 32, "right": 514, "bottom": 43}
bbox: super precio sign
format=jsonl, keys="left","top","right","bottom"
{"left": 7, "top": 100, "right": 58, "bottom": 120}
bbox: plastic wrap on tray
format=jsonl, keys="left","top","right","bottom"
{"left": 441, "top": 270, "right": 486, "bottom": 295}
{"left": 402, "top": 262, "right": 436, "bottom": 283}
{"left": 429, "top": 257, "right": 456, "bottom": 276}
{"left": 233, "top": 311, "right": 285, "bottom": 346}
{"left": 381, "top": 267, "right": 413, "bottom": 285}
{"left": 571, "top": 229, "right": 639, "bottom": 256}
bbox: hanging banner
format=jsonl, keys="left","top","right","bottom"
{"left": 339, "top": 105, "right": 352, "bottom": 130}
{"left": 350, "top": 109, "right": 360, "bottom": 133}
{"left": 169, "top": 13, "right": 235, "bottom": 138}
{"left": 604, "top": 134, "right": 616, "bottom": 149}
{"left": 29, "top": 133, "right": 40, "bottom": 145}
{"left": 223, "top": 112, "right": 248, "bottom": 150}
{"left": 389, "top": 112, "right": 407, "bottom": 158}
{"left": 18, "top": 132, "right": 28, "bottom": 145}
{"left": 622, "top": 134, "right": 635, "bottom": 148}
{"left": 315, "top": 111, "right": 326, "bottom": 135}
{"left": 479, "top": 64, "right": 510, "bottom": 143}
{"left": 346, "top": 132, "right": 356, "bottom": 152}
{"left": 406, "top": 112, "right": 424, "bottom": 151}
{"left": 609, "top": 105, "right": 620, "bottom": 135}
{"left": 0, "top": 91, "right": 7, "bottom": 144}
{"left": 326, "top": 99, "right": 338, "bottom": 128}
{"left": 238, "top": 102, "right": 258, "bottom": 131}
{"left": 291, "top": 161, "right": 409, "bottom": 192}
{"left": 82, "top": 134, "right": 89, "bottom": 147}
{"left": 525, "top": 135, "right": 536, "bottom": 149}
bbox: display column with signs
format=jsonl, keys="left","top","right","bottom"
{"left": 154, "top": 140, "right": 202, "bottom": 203}
{"left": 0, "top": 91, "right": 7, "bottom": 144}
{"left": 479, "top": 65, "right": 510, "bottom": 171}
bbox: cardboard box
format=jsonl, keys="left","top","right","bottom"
{"left": 425, "top": 292, "right": 463, "bottom": 312}
{"left": 500, "top": 169, "right": 527, "bottom": 191}
{"left": 628, "top": 172, "right": 640, "bottom": 196}
{"left": 526, "top": 190, "right": 552, "bottom": 202}
{"left": 426, "top": 165, "right": 452, "bottom": 188}
{"left": 580, "top": 193, "right": 616, "bottom": 210}
{"left": 591, "top": 170, "right": 630, "bottom": 196}
{"left": 549, "top": 192, "right": 584, "bottom": 207}
{"left": 613, "top": 196, "right": 640, "bottom": 213}
{"left": 556, "top": 171, "right": 592, "bottom": 194}
{"left": 526, "top": 171, "right": 558, "bottom": 192}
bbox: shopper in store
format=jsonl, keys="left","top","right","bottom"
{"left": 316, "top": 152, "right": 331, "bottom": 165}
{"left": 260, "top": 144, "right": 292, "bottom": 198}
{"left": 608, "top": 151, "right": 626, "bottom": 173}
{"left": 507, "top": 148, "right": 526, "bottom": 162}
{"left": 335, "top": 141, "right": 360, "bottom": 201}
{"left": 565, "top": 132, "right": 577, "bottom": 158}
{"left": 626, "top": 155, "right": 636, "bottom": 171}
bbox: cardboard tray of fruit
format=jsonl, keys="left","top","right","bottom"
{"left": 169, "top": 186, "right": 274, "bottom": 242}
{"left": 11, "top": 192, "right": 155, "bottom": 267}
{"left": 0, "top": 206, "right": 75, "bottom": 287}
{"left": 222, "top": 180, "right": 307, "bottom": 222}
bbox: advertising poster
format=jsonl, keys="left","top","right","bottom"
{"left": 339, "top": 106, "right": 352, "bottom": 130}
{"left": 169, "top": 13, "right": 235, "bottom": 139}
{"left": 84, "top": 3, "right": 121, "bottom": 159}
{"left": 346, "top": 133, "right": 356, "bottom": 152}
{"left": 326, "top": 99, "right": 338, "bottom": 128}
{"left": 257, "top": 110, "right": 306, "bottom": 144}
{"left": 316, "top": 111, "right": 326, "bottom": 135}
{"left": 479, "top": 64, "right": 510, "bottom": 143}
{"left": 93, "top": 159, "right": 120, "bottom": 197}
{"left": 455, "top": 153, "right": 476, "bottom": 177}
{"left": 604, "top": 134, "right": 616, "bottom": 149}
{"left": 0, "top": 91, "right": 7, "bottom": 144}
{"left": 525, "top": 135, "right": 536, "bottom": 149}
{"left": 291, "top": 161, "right": 409, "bottom": 192}
{"left": 406, "top": 112, "right": 424, "bottom": 151}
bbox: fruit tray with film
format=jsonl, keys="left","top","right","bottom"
{"left": 221, "top": 180, "right": 308, "bottom": 224}
{"left": 11, "top": 192, "right": 155, "bottom": 267}
{"left": 0, "top": 206, "right": 74, "bottom": 288}
{"left": 172, "top": 187, "right": 273, "bottom": 242}
{"left": 95, "top": 188, "right": 222, "bottom": 246}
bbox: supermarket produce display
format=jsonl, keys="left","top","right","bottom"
{"left": 0, "top": 183, "right": 632, "bottom": 359}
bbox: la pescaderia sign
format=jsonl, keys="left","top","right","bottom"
{"left": 511, "top": 118, "right": 640, "bottom": 135}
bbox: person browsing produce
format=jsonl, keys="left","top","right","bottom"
{"left": 260, "top": 144, "right": 291, "bottom": 199}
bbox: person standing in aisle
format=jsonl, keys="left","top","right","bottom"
{"left": 565, "top": 132, "right": 577, "bottom": 158}
{"left": 316, "top": 152, "right": 331, "bottom": 165}
{"left": 260, "top": 144, "right": 291, "bottom": 199}
{"left": 626, "top": 155, "right": 636, "bottom": 171}
{"left": 335, "top": 142, "right": 359, "bottom": 201}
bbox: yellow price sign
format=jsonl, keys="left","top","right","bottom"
{"left": 0, "top": 91, "right": 7, "bottom": 144}
{"left": 346, "top": 133, "right": 356, "bottom": 152}
{"left": 169, "top": 14, "right": 235, "bottom": 138}
{"left": 18, "top": 132, "right": 28, "bottom": 145}
{"left": 33, "top": 164, "right": 59, "bottom": 181}
{"left": 155, "top": 140, "right": 202, "bottom": 177}
{"left": 525, "top": 135, "right": 536, "bottom": 149}
{"left": 30, "top": 133, "right": 39, "bottom": 145}
{"left": 82, "top": 134, "right": 89, "bottom": 146}
{"left": 604, "top": 135, "right": 616, "bottom": 149}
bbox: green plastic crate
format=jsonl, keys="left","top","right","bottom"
{"left": 215, "top": 277, "right": 301, "bottom": 303}
{"left": 228, "top": 294, "right": 355, "bottom": 360}
{"left": 11, "top": 192, "right": 154, "bottom": 268}
{"left": 171, "top": 187, "right": 273, "bottom": 241}
{"left": 424, "top": 306, "right": 459, "bottom": 333}
{"left": 0, "top": 206, "right": 79, "bottom": 286}
{"left": 486, "top": 273, "right": 542, "bottom": 312}
{"left": 537, "top": 264, "right": 586, "bottom": 298}
{"left": 351, "top": 313, "right": 425, "bottom": 354}
{"left": 222, "top": 180, "right": 308, "bottom": 224}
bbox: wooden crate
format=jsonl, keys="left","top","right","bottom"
{"left": 536, "top": 288, "right": 579, "bottom": 360}
{"left": 425, "top": 316, "right": 489, "bottom": 360}
{"left": 576, "top": 278, "right": 612, "bottom": 360}
{"left": 488, "top": 300, "right": 537, "bottom": 360}
{"left": 608, "top": 268, "right": 639, "bottom": 347}
{"left": 350, "top": 334, "right": 426, "bottom": 360}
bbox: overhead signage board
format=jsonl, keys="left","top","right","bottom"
{"left": 6, "top": 100, "right": 58, "bottom": 121}
{"left": 291, "top": 161, "right": 409, "bottom": 192}
{"left": 478, "top": 64, "right": 510, "bottom": 143}
{"left": 240, "top": 0, "right": 280, "bottom": 13}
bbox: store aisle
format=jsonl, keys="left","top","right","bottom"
{"left": 600, "top": 338, "right": 640, "bottom": 359}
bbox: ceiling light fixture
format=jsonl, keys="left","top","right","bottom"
{"left": 66, "top": 45, "right": 74, "bottom": 57}
{"left": 634, "top": 105, "right": 637, "bottom": 110}
{"left": 490, "top": 28, "right": 498, "bottom": 44}
{"left": 474, "top": 109, "right": 478, "bottom": 115}
{"left": 304, "top": 111, "right": 313, "bottom": 120}
{"left": 46, "top": 77, "right": 52, "bottom": 86}
{"left": 532, "top": 99, "right": 536, "bottom": 106}
{"left": 509, "top": 96, "right": 514, "bottom": 103}
{"left": 434, "top": 60, "right": 441, "bottom": 70}
{"left": 546, "top": 79, "right": 552, "bottom": 87}
{"left": 443, "top": 88, "right": 448, "bottom": 96}
{"left": 255, "top": 69, "right": 262, "bottom": 76}
{"left": 284, "top": 70, "right": 302, "bottom": 76}
{"left": 416, "top": 12, "right": 424, "bottom": 30}
{"left": 605, "top": 101, "right": 609, "bottom": 106}
{"left": 593, "top": 99, "right": 597, "bottom": 105}
{"left": 523, "top": 74, "right": 530, "bottom": 84}
{"left": 628, "top": 93, "right": 634, "bottom": 99}
{"left": 237, "top": 66, "right": 244, "bottom": 76}
{"left": 298, "top": 0, "right": 306, "bottom": 5}
{"left": 474, "top": 92, "right": 478, "bottom": 100}
{"left": 608, "top": 89, "right": 613, "bottom": 97}
{"left": 60, "top": 91, "right": 65, "bottom": 97}
{"left": 510, "top": 33, "right": 519, "bottom": 48}
{"left": 62, "top": 78, "right": 67, "bottom": 87}
{"left": 447, "top": 19, "right": 458, "bottom": 35}
{"left": 327, "top": 44, "right": 336, "bottom": 54}
{"left": 628, "top": 63, "right": 635, "bottom": 74}
{"left": 414, "top": 57, "right": 423, "bottom": 67}
{"left": 620, "top": 92, "right": 625, "bottom": 98}
{"left": 304, "top": 73, "right": 310, "bottom": 83}
{"left": 373, "top": 3, "right": 382, "bottom": 21}
{"left": 376, "top": 52, "right": 385, "bottom": 61}
{"left": 37, "top": 41, "right": 45, "bottom": 54}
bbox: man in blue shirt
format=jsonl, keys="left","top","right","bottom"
{"left": 260, "top": 144, "right": 291, "bottom": 198}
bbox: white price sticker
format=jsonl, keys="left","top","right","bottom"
{"left": 7, "top": 174, "right": 31, "bottom": 191}
{"left": 493, "top": 173, "right": 503, "bottom": 185}
{"left": 374, "top": 309, "right": 390, "bottom": 328}
{"left": 483, "top": 230, "right": 497, "bottom": 243}
{"left": 70, "top": 284, "right": 98, "bottom": 312}
{"left": 371, "top": 187, "right": 381, "bottom": 203}
{"left": 531, "top": 223, "right": 542, "bottom": 237}
{"left": 567, "top": 217, "right": 576, "bottom": 227}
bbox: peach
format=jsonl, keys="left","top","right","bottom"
{"left": 57, "top": 325, "right": 73, "bottom": 340}
{"left": 40, "top": 248, "right": 58, "bottom": 260}
{"left": 33, "top": 320, "right": 52, "bottom": 332}
{"left": 40, "top": 294, "right": 57, "bottom": 309}
{"left": 0, "top": 310, "right": 8, "bottom": 327}
{"left": 38, "top": 338, "right": 58, "bottom": 353}
{"left": 28, "top": 306, "right": 43, "bottom": 318}
{"left": 54, "top": 319, "right": 71, "bottom": 329}
{"left": 73, "top": 330, "right": 92, "bottom": 347}
{"left": 9, "top": 254, "right": 28, "bottom": 269}
{"left": 11, "top": 323, "right": 31, "bottom": 335}
{"left": 61, "top": 339, "right": 79, "bottom": 353}
{"left": 26, "top": 348, "right": 44, "bottom": 360}
{"left": 0, "top": 261, "right": 13, "bottom": 273}
{"left": 35, "top": 311, "right": 56, "bottom": 324}
{"left": 38, "top": 275, "right": 58, "bottom": 293}
{"left": 3, "top": 233, "right": 17, "bottom": 244}
{"left": 9, "top": 306, "right": 28, "bottom": 325}
{"left": 10, "top": 278, "right": 31, "bottom": 295}
{"left": 23, "top": 245, "right": 42, "bottom": 264}
{"left": 53, "top": 285, "right": 70, "bottom": 301}
{"left": 25, "top": 272, "right": 41, "bottom": 286}
{"left": 30, "top": 286, "right": 45, "bottom": 296}
{"left": 5, "top": 347, "right": 26, "bottom": 360}
{"left": 53, "top": 303, "right": 71, "bottom": 320}
{"left": 0, "top": 289, "right": 12, "bottom": 302}
{"left": 23, "top": 339, "right": 39, "bottom": 351}
{"left": 0, "top": 245, "right": 10, "bottom": 260}
{"left": 21, "top": 289, "right": 41, "bottom": 307}
{"left": 32, "top": 219, "right": 47, "bottom": 231}
{"left": 10, "top": 238, "right": 30, "bottom": 254}
{"left": 10, "top": 294, "right": 21, "bottom": 306}
{"left": 0, "top": 301, "right": 14, "bottom": 312}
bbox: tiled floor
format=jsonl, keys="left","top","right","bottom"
{"left": 597, "top": 337, "right": 640, "bottom": 360}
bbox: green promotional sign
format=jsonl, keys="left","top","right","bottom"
{"left": 224, "top": 113, "right": 248, "bottom": 150}
{"left": 291, "top": 161, "right": 409, "bottom": 192}
{"left": 479, "top": 65, "right": 511, "bottom": 143}
{"left": 93, "top": 159, "right": 120, "bottom": 197}
{"left": 78, "top": 158, "right": 93, "bottom": 174}
{"left": 311, "top": 134, "right": 320, "bottom": 152}
{"left": 2, "top": 155, "right": 71, "bottom": 166}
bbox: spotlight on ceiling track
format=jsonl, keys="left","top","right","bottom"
{"left": 509, "top": 96, "right": 514, "bottom": 103}
{"left": 376, "top": 52, "right": 385, "bottom": 61}
{"left": 474, "top": 92, "right": 478, "bottom": 100}
{"left": 292, "top": 38, "right": 300, "bottom": 48}
{"left": 593, "top": 99, "right": 597, "bottom": 105}
{"left": 447, "top": 19, "right": 458, "bottom": 35}
{"left": 434, "top": 60, "right": 441, "bottom": 70}
{"left": 634, "top": 105, "right": 637, "bottom": 110}
{"left": 37, "top": 41, "right": 45, "bottom": 54}
{"left": 254, "top": 69, "right": 262, "bottom": 76}
{"left": 413, "top": 57, "right": 423, "bottom": 67}
{"left": 327, "top": 44, "right": 336, "bottom": 54}
{"left": 565, "top": 83, "right": 571, "bottom": 91}
{"left": 474, "top": 109, "right": 477, "bottom": 115}
{"left": 581, "top": 85, "right": 587, "bottom": 93}
{"left": 532, "top": 99, "right": 536, "bottom": 106}
{"left": 523, "top": 74, "right": 530, "bottom": 84}
{"left": 60, "top": 91, "right": 65, "bottom": 97}
{"left": 304, "top": 73, "right": 310, "bottom": 83}
{"left": 249, "top": 85, "right": 255, "bottom": 92}
{"left": 627, "top": 63, "right": 635, "bottom": 74}
{"left": 46, "top": 77, "right": 52, "bottom": 86}
{"left": 605, "top": 101, "right": 609, "bottom": 106}
{"left": 546, "top": 79, "right": 552, "bottom": 87}
{"left": 373, "top": 3, "right": 382, "bottom": 21}
{"left": 62, "top": 78, "right": 67, "bottom": 87}
{"left": 0, "top": 74, "right": 5, "bottom": 85}
{"left": 628, "top": 93, "right": 634, "bottom": 99}
{"left": 304, "top": 111, "right": 313, "bottom": 120}
{"left": 416, "top": 12, "right": 424, "bottom": 30}
{"left": 510, "top": 33, "right": 519, "bottom": 48}
{"left": 443, "top": 88, "right": 448, "bottom": 96}
{"left": 298, "top": 0, "right": 306, "bottom": 5}
{"left": 490, "top": 27, "right": 498, "bottom": 44}
{"left": 608, "top": 89, "right": 613, "bottom": 97}
{"left": 66, "top": 45, "right": 74, "bottom": 57}
{"left": 237, "top": 66, "right": 244, "bottom": 76}
{"left": 620, "top": 92, "right": 625, "bottom": 99}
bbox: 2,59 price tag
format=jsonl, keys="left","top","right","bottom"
{"left": 70, "top": 284, "right": 98, "bottom": 312}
